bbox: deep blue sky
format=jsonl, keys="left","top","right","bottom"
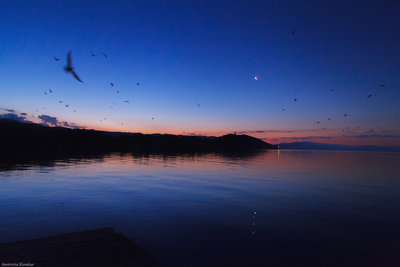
{"left": 1, "top": 0, "right": 400, "bottom": 145}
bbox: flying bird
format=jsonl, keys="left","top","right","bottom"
{"left": 136, "top": 82, "right": 140, "bottom": 86}
{"left": 196, "top": 102, "right": 200, "bottom": 108}
{"left": 316, "top": 121, "right": 320, "bottom": 124}
{"left": 380, "top": 84, "right": 385, "bottom": 87}
{"left": 330, "top": 88, "right": 335, "bottom": 92}
{"left": 291, "top": 30, "right": 296, "bottom": 35}
{"left": 65, "top": 104, "right": 69, "bottom": 108}
{"left": 152, "top": 117, "right": 155, "bottom": 120}
{"left": 54, "top": 56, "right": 61, "bottom": 61}
{"left": 294, "top": 98, "right": 297, "bottom": 102}
{"left": 116, "top": 90, "right": 119, "bottom": 93}
{"left": 367, "top": 94, "right": 373, "bottom": 99}
{"left": 59, "top": 100, "right": 63, "bottom": 103}
{"left": 328, "top": 117, "right": 331, "bottom": 121}
{"left": 102, "top": 53, "right": 108, "bottom": 58}
{"left": 110, "top": 83, "right": 114, "bottom": 87}
{"left": 124, "top": 100, "right": 130, "bottom": 103}
{"left": 281, "top": 108, "right": 285, "bottom": 111}
{"left": 49, "top": 89, "right": 53, "bottom": 93}
{"left": 43, "top": 91, "right": 48, "bottom": 95}
{"left": 91, "top": 51, "right": 96, "bottom": 57}
{"left": 344, "top": 113, "right": 348, "bottom": 117}
{"left": 64, "top": 51, "right": 83, "bottom": 82}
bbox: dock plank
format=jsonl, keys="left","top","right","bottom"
{"left": 0, "top": 227, "right": 158, "bottom": 266}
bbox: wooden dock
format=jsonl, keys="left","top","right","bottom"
{"left": 0, "top": 227, "right": 158, "bottom": 266}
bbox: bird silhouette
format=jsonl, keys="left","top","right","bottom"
{"left": 367, "top": 94, "right": 373, "bottom": 99}
{"left": 116, "top": 90, "right": 120, "bottom": 93}
{"left": 136, "top": 82, "right": 140, "bottom": 86}
{"left": 282, "top": 108, "right": 285, "bottom": 111}
{"left": 344, "top": 113, "right": 348, "bottom": 117}
{"left": 91, "top": 51, "right": 96, "bottom": 57}
{"left": 124, "top": 100, "right": 130, "bottom": 103}
{"left": 330, "top": 88, "right": 335, "bottom": 92}
{"left": 152, "top": 117, "right": 155, "bottom": 120}
{"left": 54, "top": 56, "right": 61, "bottom": 61}
{"left": 110, "top": 83, "right": 114, "bottom": 87}
{"left": 74, "top": 110, "right": 76, "bottom": 112}
{"left": 196, "top": 102, "right": 200, "bottom": 108}
{"left": 59, "top": 100, "right": 63, "bottom": 103}
{"left": 316, "top": 121, "right": 320, "bottom": 124}
{"left": 380, "top": 84, "right": 385, "bottom": 87}
{"left": 49, "top": 89, "right": 53, "bottom": 93}
{"left": 102, "top": 53, "right": 108, "bottom": 58}
{"left": 44, "top": 91, "right": 48, "bottom": 95}
{"left": 294, "top": 98, "right": 297, "bottom": 102}
{"left": 65, "top": 104, "right": 69, "bottom": 108}
{"left": 328, "top": 117, "right": 331, "bottom": 121}
{"left": 291, "top": 30, "right": 296, "bottom": 35}
{"left": 64, "top": 51, "right": 83, "bottom": 82}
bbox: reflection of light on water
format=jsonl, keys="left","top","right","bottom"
{"left": 251, "top": 211, "right": 256, "bottom": 236}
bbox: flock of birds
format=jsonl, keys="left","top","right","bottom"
{"left": 43, "top": 30, "right": 397, "bottom": 135}
{"left": 46, "top": 50, "right": 202, "bottom": 126}
{"left": 276, "top": 80, "right": 388, "bottom": 133}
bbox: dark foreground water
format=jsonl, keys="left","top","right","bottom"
{"left": 1, "top": 150, "right": 400, "bottom": 266}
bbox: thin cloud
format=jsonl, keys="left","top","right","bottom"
{"left": 63, "top": 121, "right": 86, "bottom": 129}
{"left": 237, "top": 130, "right": 294, "bottom": 134}
{"left": 38, "top": 114, "right": 58, "bottom": 126}
{"left": 0, "top": 112, "right": 32, "bottom": 123}
{"left": 280, "top": 136, "right": 334, "bottom": 141}
{"left": 351, "top": 134, "right": 399, "bottom": 139}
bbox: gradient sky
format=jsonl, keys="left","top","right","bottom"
{"left": 1, "top": 0, "right": 400, "bottom": 145}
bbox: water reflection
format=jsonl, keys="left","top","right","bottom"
{"left": 0, "top": 150, "right": 400, "bottom": 266}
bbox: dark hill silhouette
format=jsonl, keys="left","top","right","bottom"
{"left": 0, "top": 119, "right": 275, "bottom": 158}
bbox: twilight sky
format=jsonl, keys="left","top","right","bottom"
{"left": 1, "top": 0, "right": 400, "bottom": 145}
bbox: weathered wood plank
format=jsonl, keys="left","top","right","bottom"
{"left": 0, "top": 227, "right": 158, "bottom": 266}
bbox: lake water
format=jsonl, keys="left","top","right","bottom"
{"left": 1, "top": 150, "right": 400, "bottom": 266}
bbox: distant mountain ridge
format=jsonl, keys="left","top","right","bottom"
{"left": 0, "top": 119, "right": 275, "bottom": 157}
{"left": 279, "top": 141, "right": 400, "bottom": 152}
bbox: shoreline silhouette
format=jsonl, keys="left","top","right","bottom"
{"left": 0, "top": 119, "right": 276, "bottom": 158}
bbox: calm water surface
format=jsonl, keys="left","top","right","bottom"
{"left": 1, "top": 150, "right": 400, "bottom": 266}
